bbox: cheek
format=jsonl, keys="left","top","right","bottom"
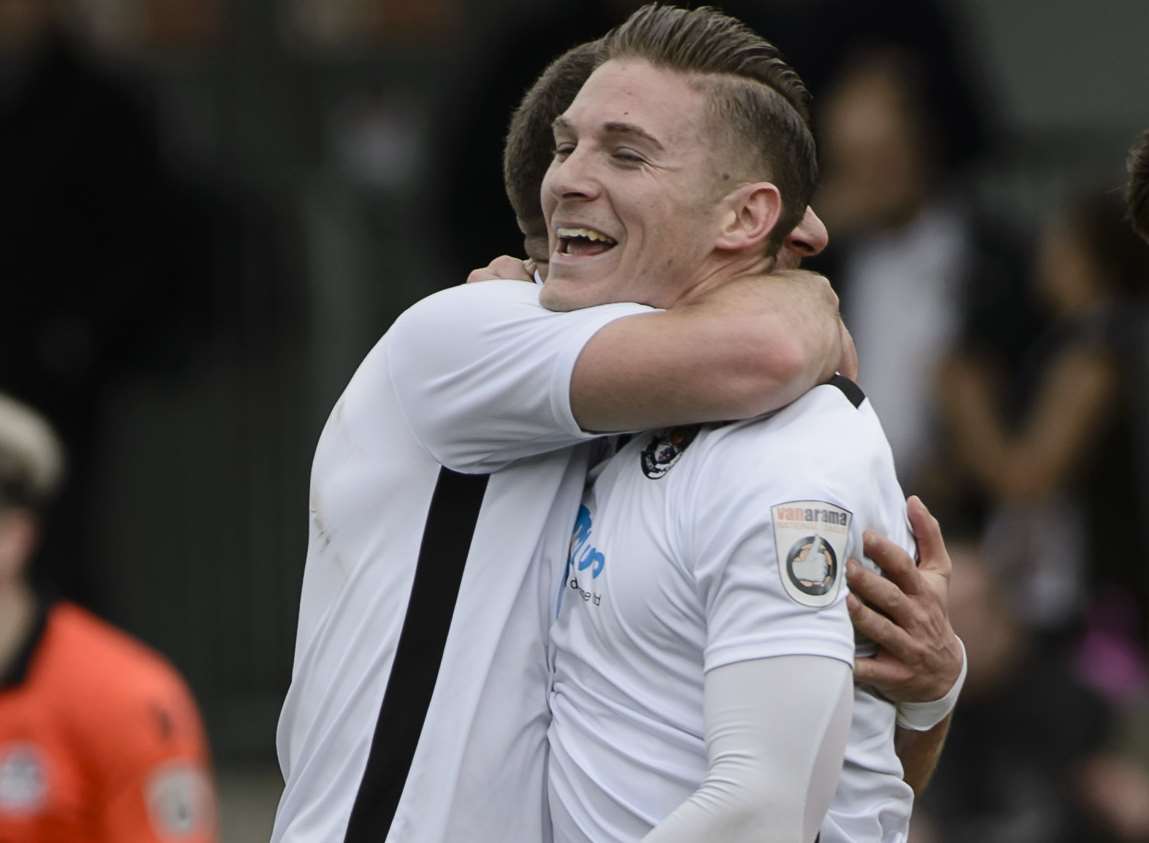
{"left": 524, "top": 236, "right": 549, "bottom": 264}
{"left": 540, "top": 163, "right": 561, "bottom": 213}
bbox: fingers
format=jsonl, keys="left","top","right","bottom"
{"left": 466, "top": 267, "right": 499, "bottom": 284}
{"left": 907, "top": 496, "right": 952, "bottom": 578}
{"left": 490, "top": 255, "right": 532, "bottom": 281}
{"left": 466, "top": 255, "right": 533, "bottom": 284}
{"left": 860, "top": 530, "right": 922, "bottom": 596}
{"left": 846, "top": 589, "right": 913, "bottom": 655}
{"left": 853, "top": 654, "right": 912, "bottom": 692}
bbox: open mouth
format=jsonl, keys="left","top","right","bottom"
{"left": 555, "top": 226, "right": 618, "bottom": 258}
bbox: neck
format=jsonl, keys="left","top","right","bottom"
{"left": 0, "top": 582, "right": 36, "bottom": 679}
{"left": 672, "top": 248, "right": 776, "bottom": 307}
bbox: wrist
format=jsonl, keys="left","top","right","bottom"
{"left": 896, "top": 636, "right": 967, "bottom": 731}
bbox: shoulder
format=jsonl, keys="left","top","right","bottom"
{"left": 389, "top": 281, "right": 652, "bottom": 342}
{"left": 46, "top": 604, "right": 196, "bottom": 715}
{"left": 43, "top": 606, "right": 208, "bottom": 774}
{"left": 390, "top": 281, "right": 543, "bottom": 332}
{"left": 668, "top": 377, "right": 896, "bottom": 549}
{"left": 690, "top": 376, "right": 887, "bottom": 484}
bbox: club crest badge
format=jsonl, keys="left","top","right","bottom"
{"left": 0, "top": 744, "right": 47, "bottom": 814}
{"left": 641, "top": 426, "right": 699, "bottom": 479}
{"left": 771, "top": 501, "right": 852, "bottom": 607}
{"left": 147, "top": 762, "right": 213, "bottom": 837}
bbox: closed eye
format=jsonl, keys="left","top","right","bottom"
{"left": 612, "top": 148, "right": 645, "bottom": 165}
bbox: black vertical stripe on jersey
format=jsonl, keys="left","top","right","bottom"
{"left": 344, "top": 468, "right": 490, "bottom": 842}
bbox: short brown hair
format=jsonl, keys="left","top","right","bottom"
{"left": 601, "top": 4, "right": 818, "bottom": 253}
{"left": 503, "top": 41, "right": 601, "bottom": 226}
{"left": 1127, "top": 130, "right": 1149, "bottom": 243}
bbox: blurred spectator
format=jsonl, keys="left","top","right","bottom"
{"left": 1126, "top": 135, "right": 1149, "bottom": 574}
{"left": 729, "top": 0, "right": 994, "bottom": 165}
{"left": 813, "top": 46, "right": 1037, "bottom": 509}
{"left": 916, "top": 539, "right": 1149, "bottom": 843}
{"left": 0, "top": 0, "right": 216, "bottom": 606}
{"left": 944, "top": 189, "right": 1149, "bottom": 655}
{"left": 1130, "top": 130, "right": 1149, "bottom": 242}
{"left": 0, "top": 393, "right": 217, "bottom": 842}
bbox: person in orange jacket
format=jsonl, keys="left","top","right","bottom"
{"left": 0, "top": 392, "right": 217, "bottom": 842}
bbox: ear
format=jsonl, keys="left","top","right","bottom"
{"left": 0, "top": 510, "right": 37, "bottom": 584}
{"left": 713, "top": 182, "right": 782, "bottom": 253}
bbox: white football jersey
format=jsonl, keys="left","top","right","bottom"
{"left": 548, "top": 376, "right": 915, "bottom": 843}
{"left": 272, "top": 281, "right": 649, "bottom": 843}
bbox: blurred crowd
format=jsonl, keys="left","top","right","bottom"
{"left": 1, "top": 0, "right": 1148, "bottom": 840}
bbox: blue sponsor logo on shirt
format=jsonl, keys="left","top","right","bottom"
{"left": 570, "top": 505, "right": 605, "bottom": 579}
{"left": 559, "top": 505, "right": 607, "bottom": 611}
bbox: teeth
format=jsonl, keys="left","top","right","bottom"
{"left": 556, "top": 226, "right": 616, "bottom": 244}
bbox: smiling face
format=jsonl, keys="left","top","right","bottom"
{"left": 540, "top": 59, "right": 731, "bottom": 311}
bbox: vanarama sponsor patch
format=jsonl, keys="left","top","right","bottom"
{"left": 771, "top": 501, "right": 851, "bottom": 607}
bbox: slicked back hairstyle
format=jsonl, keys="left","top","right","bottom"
{"left": 1128, "top": 130, "right": 1149, "bottom": 243}
{"left": 0, "top": 394, "right": 64, "bottom": 515}
{"left": 601, "top": 4, "right": 818, "bottom": 252}
{"left": 504, "top": 41, "right": 602, "bottom": 227}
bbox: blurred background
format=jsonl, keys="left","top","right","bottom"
{"left": 2, "top": 0, "right": 1148, "bottom": 839}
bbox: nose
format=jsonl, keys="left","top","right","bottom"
{"left": 545, "top": 146, "right": 602, "bottom": 205}
{"left": 783, "top": 206, "right": 830, "bottom": 260}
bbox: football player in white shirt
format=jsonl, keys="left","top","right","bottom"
{"left": 274, "top": 18, "right": 962, "bottom": 843}
{"left": 537, "top": 7, "right": 962, "bottom": 842}
{"left": 498, "top": 51, "right": 962, "bottom": 801}
{"left": 272, "top": 55, "right": 850, "bottom": 843}
{"left": 498, "top": 43, "right": 961, "bottom": 788}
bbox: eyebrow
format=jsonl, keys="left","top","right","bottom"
{"left": 552, "top": 116, "right": 665, "bottom": 153}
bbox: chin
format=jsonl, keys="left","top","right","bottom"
{"left": 539, "top": 280, "right": 581, "bottom": 312}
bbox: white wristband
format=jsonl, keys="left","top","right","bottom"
{"left": 895, "top": 637, "right": 967, "bottom": 732}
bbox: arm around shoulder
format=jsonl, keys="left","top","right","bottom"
{"left": 388, "top": 281, "right": 650, "bottom": 469}
{"left": 572, "top": 271, "right": 844, "bottom": 432}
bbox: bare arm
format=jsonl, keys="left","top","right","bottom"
{"left": 846, "top": 496, "right": 963, "bottom": 793}
{"left": 944, "top": 350, "right": 1116, "bottom": 502}
{"left": 894, "top": 717, "right": 952, "bottom": 797}
{"left": 573, "top": 270, "right": 849, "bottom": 432}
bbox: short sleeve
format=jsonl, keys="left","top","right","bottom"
{"left": 90, "top": 668, "right": 217, "bottom": 842}
{"left": 386, "top": 281, "right": 651, "bottom": 473}
{"left": 682, "top": 436, "right": 857, "bottom": 674}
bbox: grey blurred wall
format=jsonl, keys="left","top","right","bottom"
{"left": 960, "top": 0, "right": 1149, "bottom": 216}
